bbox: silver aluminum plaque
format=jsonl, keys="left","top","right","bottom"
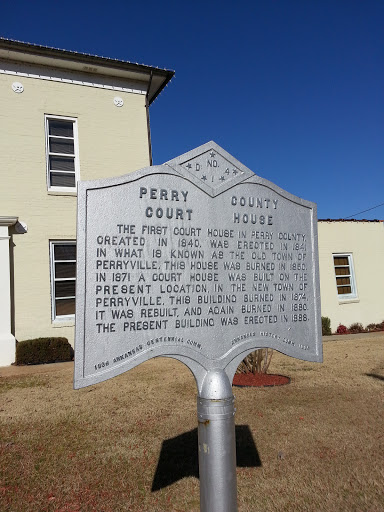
{"left": 74, "top": 142, "right": 322, "bottom": 389}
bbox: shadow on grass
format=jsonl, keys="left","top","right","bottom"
{"left": 151, "top": 424, "right": 261, "bottom": 491}
{"left": 365, "top": 372, "right": 384, "bottom": 381}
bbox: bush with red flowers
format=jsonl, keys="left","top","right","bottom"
{"left": 336, "top": 324, "right": 348, "bottom": 335}
{"left": 334, "top": 320, "right": 384, "bottom": 335}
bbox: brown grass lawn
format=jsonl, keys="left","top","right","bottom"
{"left": 1, "top": 334, "right": 383, "bottom": 512}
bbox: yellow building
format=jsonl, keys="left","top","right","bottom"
{"left": 0, "top": 38, "right": 173, "bottom": 365}
{"left": 318, "top": 220, "right": 384, "bottom": 332}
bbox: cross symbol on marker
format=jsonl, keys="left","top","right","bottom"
{"left": 186, "top": 163, "right": 192, "bottom": 169}
{"left": 210, "top": 151, "right": 215, "bottom": 158}
{"left": 233, "top": 169, "right": 238, "bottom": 175}
{"left": 201, "top": 175, "right": 207, "bottom": 181}
{"left": 220, "top": 176, "right": 225, "bottom": 181}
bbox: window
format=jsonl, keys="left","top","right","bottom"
{"left": 333, "top": 254, "right": 357, "bottom": 300}
{"left": 50, "top": 242, "right": 76, "bottom": 320}
{"left": 45, "top": 115, "right": 79, "bottom": 191}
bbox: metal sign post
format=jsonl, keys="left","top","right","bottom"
{"left": 197, "top": 370, "right": 237, "bottom": 512}
{"left": 74, "top": 141, "right": 322, "bottom": 511}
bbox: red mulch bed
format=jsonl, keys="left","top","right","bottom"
{"left": 233, "top": 373, "right": 290, "bottom": 387}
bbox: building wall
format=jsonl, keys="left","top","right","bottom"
{"left": 0, "top": 71, "right": 150, "bottom": 345}
{"left": 318, "top": 221, "right": 384, "bottom": 332}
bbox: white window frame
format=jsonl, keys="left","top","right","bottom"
{"left": 50, "top": 241, "right": 76, "bottom": 321}
{"left": 45, "top": 115, "right": 80, "bottom": 193}
{"left": 333, "top": 253, "right": 358, "bottom": 300}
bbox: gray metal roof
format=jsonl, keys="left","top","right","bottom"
{"left": 318, "top": 219, "right": 383, "bottom": 223}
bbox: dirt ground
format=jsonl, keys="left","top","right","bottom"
{"left": 1, "top": 332, "right": 383, "bottom": 512}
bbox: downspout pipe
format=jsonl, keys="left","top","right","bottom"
{"left": 146, "top": 71, "right": 153, "bottom": 166}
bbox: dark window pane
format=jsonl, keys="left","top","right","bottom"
{"left": 55, "top": 280, "right": 76, "bottom": 298}
{"left": 56, "top": 298, "right": 75, "bottom": 316}
{"left": 49, "top": 138, "right": 74, "bottom": 155}
{"left": 54, "top": 244, "right": 76, "bottom": 261}
{"left": 337, "top": 277, "right": 351, "bottom": 286}
{"left": 49, "top": 119, "right": 73, "bottom": 138}
{"left": 55, "top": 262, "right": 76, "bottom": 278}
{"left": 49, "top": 155, "right": 75, "bottom": 172}
{"left": 338, "top": 286, "right": 352, "bottom": 295}
{"left": 50, "top": 172, "right": 76, "bottom": 188}
{"left": 334, "top": 256, "right": 349, "bottom": 266}
{"left": 335, "top": 267, "right": 350, "bottom": 276}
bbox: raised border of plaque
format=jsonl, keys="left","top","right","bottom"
{"left": 74, "top": 141, "right": 322, "bottom": 391}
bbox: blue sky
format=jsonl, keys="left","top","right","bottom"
{"left": 2, "top": 1, "right": 383, "bottom": 219}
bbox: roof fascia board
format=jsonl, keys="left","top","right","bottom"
{"left": 0, "top": 39, "right": 174, "bottom": 104}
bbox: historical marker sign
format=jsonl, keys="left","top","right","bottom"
{"left": 74, "top": 142, "right": 322, "bottom": 390}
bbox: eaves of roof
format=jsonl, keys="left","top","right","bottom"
{"left": 0, "top": 37, "right": 174, "bottom": 104}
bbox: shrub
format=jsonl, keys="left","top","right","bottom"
{"left": 366, "top": 321, "right": 384, "bottom": 332}
{"left": 236, "top": 348, "right": 273, "bottom": 374}
{"left": 348, "top": 322, "right": 365, "bottom": 334}
{"left": 16, "top": 337, "right": 74, "bottom": 365}
{"left": 336, "top": 324, "right": 348, "bottom": 335}
{"left": 321, "top": 317, "right": 332, "bottom": 336}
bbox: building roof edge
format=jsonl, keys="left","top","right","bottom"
{"left": 0, "top": 37, "right": 174, "bottom": 104}
{"left": 318, "top": 219, "right": 383, "bottom": 223}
